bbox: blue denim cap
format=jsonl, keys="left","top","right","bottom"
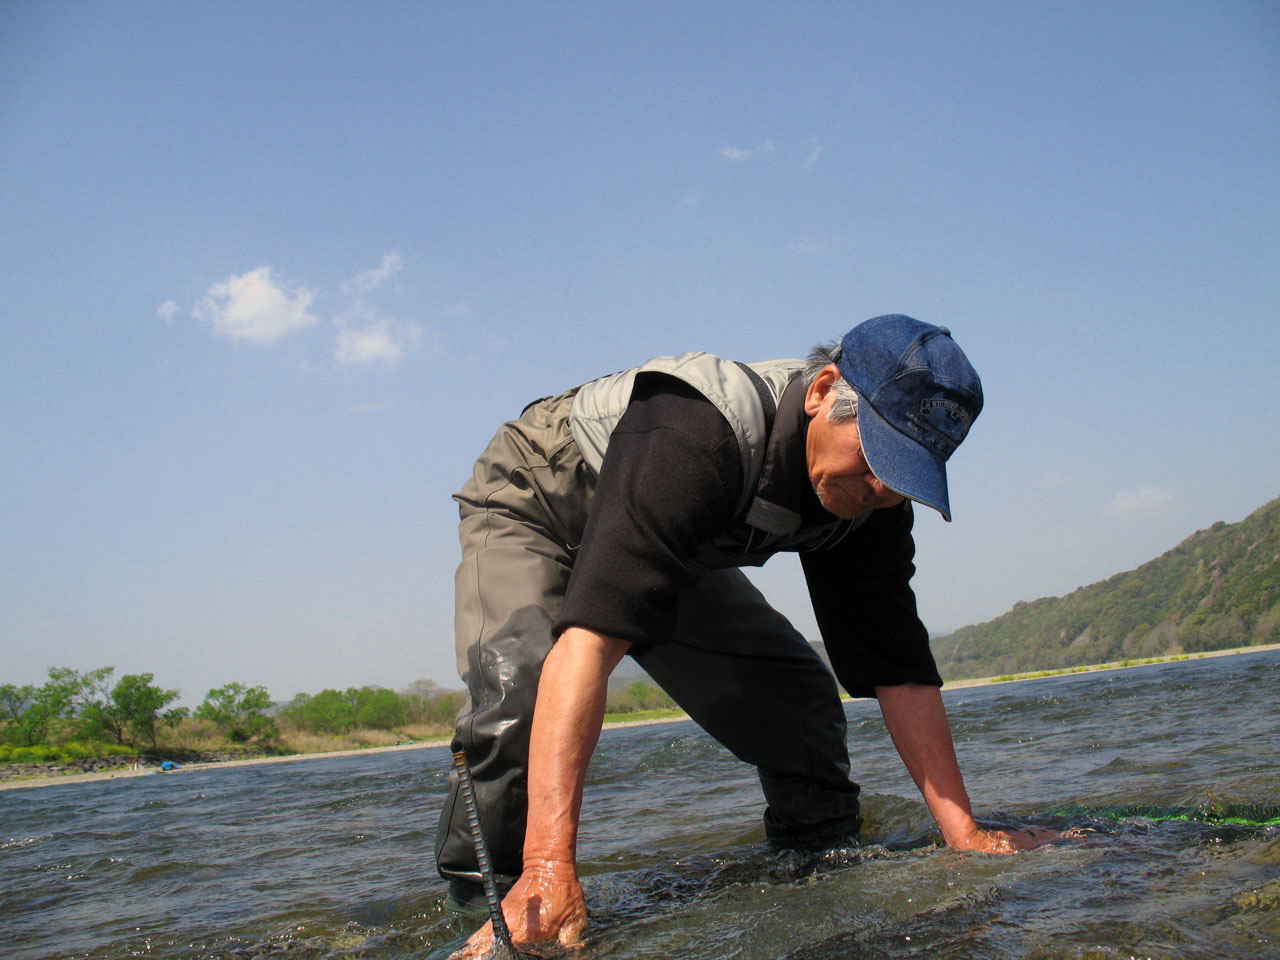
{"left": 837, "top": 315, "right": 983, "bottom": 522}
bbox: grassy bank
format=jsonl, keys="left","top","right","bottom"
{"left": 603, "top": 707, "right": 686, "bottom": 725}
{"left": 6, "top": 644, "right": 1276, "bottom": 791}
{"left": 941, "top": 642, "right": 1280, "bottom": 689}
{"left": 0, "top": 717, "right": 457, "bottom": 771}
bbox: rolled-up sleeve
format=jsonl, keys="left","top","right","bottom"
{"left": 800, "top": 502, "right": 942, "bottom": 699}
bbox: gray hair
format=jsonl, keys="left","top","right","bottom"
{"left": 803, "top": 342, "right": 858, "bottom": 422}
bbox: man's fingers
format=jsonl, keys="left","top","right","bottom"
{"left": 448, "top": 921, "right": 493, "bottom": 960}
{"left": 1023, "top": 826, "right": 1063, "bottom": 848}
{"left": 1061, "top": 825, "right": 1097, "bottom": 838}
{"left": 1002, "top": 826, "right": 1062, "bottom": 851}
{"left": 557, "top": 911, "right": 588, "bottom": 947}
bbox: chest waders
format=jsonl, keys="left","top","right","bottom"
{"left": 434, "top": 359, "right": 865, "bottom": 906}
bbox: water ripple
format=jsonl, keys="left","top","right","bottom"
{"left": 1, "top": 651, "right": 1276, "bottom": 960}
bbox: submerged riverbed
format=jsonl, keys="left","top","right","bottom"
{"left": 3, "top": 650, "right": 1277, "bottom": 959}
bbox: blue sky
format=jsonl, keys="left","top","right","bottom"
{"left": 2, "top": 1, "right": 1277, "bottom": 705}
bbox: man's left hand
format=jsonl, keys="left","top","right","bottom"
{"left": 950, "top": 824, "right": 1062, "bottom": 853}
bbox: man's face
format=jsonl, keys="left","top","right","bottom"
{"left": 804, "top": 365, "right": 907, "bottom": 519}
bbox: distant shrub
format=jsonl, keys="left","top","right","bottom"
{"left": 0, "top": 740, "right": 133, "bottom": 765}
{"left": 195, "top": 683, "right": 279, "bottom": 743}
{"left": 281, "top": 689, "right": 357, "bottom": 735}
{"left": 355, "top": 689, "right": 409, "bottom": 731}
{"left": 605, "top": 681, "right": 676, "bottom": 714}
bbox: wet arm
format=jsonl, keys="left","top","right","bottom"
{"left": 524, "top": 627, "right": 631, "bottom": 871}
{"left": 454, "top": 627, "right": 629, "bottom": 957}
{"left": 876, "top": 682, "right": 1058, "bottom": 852}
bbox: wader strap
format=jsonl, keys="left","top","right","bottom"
{"left": 734, "top": 361, "right": 805, "bottom": 537}
{"left": 735, "top": 361, "right": 778, "bottom": 437}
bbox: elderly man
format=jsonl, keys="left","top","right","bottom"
{"left": 436, "top": 315, "right": 1058, "bottom": 955}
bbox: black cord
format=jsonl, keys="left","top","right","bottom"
{"left": 452, "top": 749, "right": 520, "bottom": 957}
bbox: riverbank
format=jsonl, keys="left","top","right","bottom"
{"left": 0, "top": 714, "right": 691, "bottom": 792}
{"left": 939, "top": 641, "right": 1280, "bottom": 689}
{"left": 5, "top": 643, "right": 1275, "bottom": 792}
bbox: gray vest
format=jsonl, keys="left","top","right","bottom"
{"left": 569, "top": 353, "right": 866, "bottom": 571}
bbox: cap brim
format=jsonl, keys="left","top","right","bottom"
{"left": 854, "top": 392, "right": 953, "bottom": 522}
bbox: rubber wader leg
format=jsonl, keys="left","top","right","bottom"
{"left": 434, "top": 394, "right": 589, "bottom": 895}
{"left": 634, "top": 568, "right": 862, "bottom": 838}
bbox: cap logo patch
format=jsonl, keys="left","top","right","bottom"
{"left": 919, "top": 396, "right": 970, "bottom": 429}
{"left": 903, "top": 396, "right": 970, "bottom": 457}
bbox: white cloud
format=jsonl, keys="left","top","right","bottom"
{"left": 802, "top": 143, "right": 824, "bottom": 169}
{"left": 789, "top": 237, "right": 822, "bottom": 256}
{"left": 191, "top": 267, "right": 319, "bottom": 345}
{"left": 333, "top": 252, "right": 418, "bottom": 366}
{"left": 342, "top": 251, "right": 403, "bottom": 295}
{"left": 157, "top": 299, "right": 180, "bottom": 322}
{"left": 718, "top": 140, "right": 775, "bottom": 162}
{"left": 1105, "top": 486, "right": 1174, "bottom": 517}
{"left": 184, "top": 253, "right": 423, "bottom": 368}
{"left": 334, "top": 316, "right": 404, "bottom": 367}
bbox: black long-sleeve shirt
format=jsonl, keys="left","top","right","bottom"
{"left": 555, "top": 374, "right": 941, "bottom": 698}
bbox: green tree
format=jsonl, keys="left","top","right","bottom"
{"left": 355, "top": 688, "right": 409, "bottom": 730}
{"left": 626, "top": 680, "right": 672, "bottom": 710}
{"left": 67, "top": 666, "right": 115, "bottom": 741}
{"left": 399, "top": 678, "right": 468, "bottom": 725}
{"left": 96, "top": 673, "right": 182, "bottom": 748}
{"left": 45, "top": 665, "right": 117, "bottom": 740}
{"left": 429, "top": 690, "right": 467, "bottom": 725}
{"left": 605, "top": 680, "right": 675, "bottom": 714}
{"left": 284, "top": 689, "right": 357, "bottom": 735}
{"left": 0, "top": 683, "right": 35, "bottom": 726}
{"left": 0, "top": 683, "right": 45, "bottom": 746}
{"left": 1, "top": 669, "right": 85, "bottom": 746}
{"left": 279, "top": 692, "right": 311, "bottom": 727}
{"left": 195, "top": 683, "right": 278, "bottom": 743}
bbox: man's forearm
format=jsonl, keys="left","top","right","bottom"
{"left": 452, "top": 628, "right": 630, "bottom": 958}
{"left": 523, "top": 627, "right": 631, "bottom": 867}
{"left": 874, "top": 682, "right": 982, "bottom": 846}
{"left": 875, "top": 681, "right": 1064, "bottom": 853}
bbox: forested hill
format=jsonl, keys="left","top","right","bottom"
{"left": 929, "top": 496, "right": 1280, "bottom": 681}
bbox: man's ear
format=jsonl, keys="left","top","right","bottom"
{"left": 804, "top": 364, "right": 841, "bottom": 418}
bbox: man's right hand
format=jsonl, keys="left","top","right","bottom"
{"left": 449, "top": 859, "right": 587, "bottom": 959}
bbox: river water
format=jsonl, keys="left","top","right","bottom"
{"left": 3, "top": 650, "right": 1277, "bottom": 960}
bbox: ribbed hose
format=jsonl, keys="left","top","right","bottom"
{"left": 452, "top": 749, "right": 519, "bottom": 958}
